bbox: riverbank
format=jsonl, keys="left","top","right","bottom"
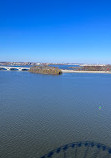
{"left": 61, "top": 69, "right": 111, "bottom": 74}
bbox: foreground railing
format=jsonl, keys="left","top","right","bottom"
{"left": 40, "top": 141, "right": 111, "bottom": 158}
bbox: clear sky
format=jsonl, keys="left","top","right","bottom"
{"left": 0, "top": 0, "right": 111, "bottom": 63}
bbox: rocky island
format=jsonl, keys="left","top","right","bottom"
{"left": 29, "top": 66, "right": 62, "bottom": 75}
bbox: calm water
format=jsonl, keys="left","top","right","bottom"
{"left": 49, "top": 64, "right": 80, "bottom": 69}
{"left": 0, "top": 71, "right": 111, "bottom": 158}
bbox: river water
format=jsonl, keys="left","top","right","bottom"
{"left": 0, "top": 70, "right": 111, "bottom": 158}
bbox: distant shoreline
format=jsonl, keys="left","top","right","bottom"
{"left": 61, "top": 69, "right": 111, "bottom": 74}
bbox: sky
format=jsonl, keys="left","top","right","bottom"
{"left": 0, "top": 0, "right": 111, "bottom": 63}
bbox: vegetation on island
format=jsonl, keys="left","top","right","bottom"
{"left": 69, "top": 65, "right": 111, "bottom": 71}
{"left": 29, "top": 66, "right": 62, "bottom": 75}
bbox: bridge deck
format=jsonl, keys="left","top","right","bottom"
{"left": 0, "top": 66, "right": 30, "bottom": 71}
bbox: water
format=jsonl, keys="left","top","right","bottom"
{"left": 0, "top": 71, "right": 111, "bottom": 158}
{"left": 0, "top": 64, "right": 79, "bottom": 70}
{"left": 49, "top": 64, "right": 80, "bottom": 69}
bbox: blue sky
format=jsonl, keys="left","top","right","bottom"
{"left": 0, "top": 0, "right": 111, "bottom": 63}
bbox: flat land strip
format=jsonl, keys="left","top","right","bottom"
{"left": 61, "top": 70, "right": 111, "bottom": 74}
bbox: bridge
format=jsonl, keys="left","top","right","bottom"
{"left": 40, "top": 141, "right": 111, "bottom": 158}
{"left": 0, "top": 66, "right": 30, "bottom": 71}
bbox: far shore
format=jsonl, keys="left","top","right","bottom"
{"left": 61, "top": 69, "right": 111, "bottom": 74}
